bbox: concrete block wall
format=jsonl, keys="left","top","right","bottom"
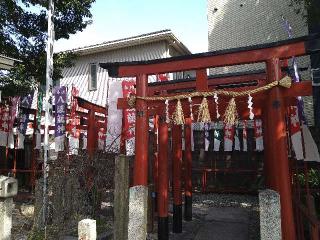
{"left": 208, "top": 0, "right": 308, "bottom": 51}
{"left": 207, "top": 0, "right": 314, "bottom": 125}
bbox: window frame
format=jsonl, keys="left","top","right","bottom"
{"left": 88, "top": 63, "right": 98, "bottom": 91}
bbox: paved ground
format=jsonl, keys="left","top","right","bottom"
{"left": 148, "top": 193, "right": 260, "bottom": 240}
{"left": 194, "top": 207, "right": 249, "bottom": 240}
{"left": 167, "top": 207, "right": 249, "bottom": 240}
{"left": 12, "top": 193, "right": 258, "bottom": 239}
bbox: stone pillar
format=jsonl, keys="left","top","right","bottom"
{"left": 0, "top": 198, "right": 13, "bottom": 240}
{"left": 114, "top": 155, "right": 129, "bottom": 240}
{"left": 128, "top": 185, "right": 148, "bottom": 240}
{"left": 78, "top": 219, "right": 96, "bottom": 240}
{"left": 259, "top": 189, "right": 282, "bottom": 240}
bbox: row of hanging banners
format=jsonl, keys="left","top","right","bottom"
{"left": 0, "top": 81, "right": 135, "bottom": 156}
{"left": 0, "top": 76, "right": 319, "bottom": 161}
{"left": 123, "top": 75, "right": 319, "bottom": 161}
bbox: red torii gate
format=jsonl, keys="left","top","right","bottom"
{"left": 101, "top": 34, "right": 320, "bottom": 240}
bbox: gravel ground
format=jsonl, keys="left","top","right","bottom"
{"left": 193, "top": 193, "right": 260, "bottom": 240}
{"left": 147, "top": 193, "right": 260, "bottom": 240}
{"left": 12, "top": 201, "right": 34, "bottom": 240}
{"left": 11, "top": 193, "right": 260, "bottom": 240}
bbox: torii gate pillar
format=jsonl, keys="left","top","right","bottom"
{"left": 172, "top": 124, "right": 182, "bottom": 233}
{"left": 158, "top": 120, "right": 169, "bottom": 240}
{"left": 184, "top": 118, "right": 193, "bottom": 221}
{"left": 133, "top": 74, "right": 149, "bottom": 186}
{"left": 266, "top": 58, "right": 296, "bottom": 240}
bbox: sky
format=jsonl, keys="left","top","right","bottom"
{"left": 54, "top": 0, "right": 208, "bottom": 54}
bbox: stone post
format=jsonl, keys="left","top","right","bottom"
{"left": 128, "top": 185, "right": 148, "bottom": 240}
{"left": 259, "top": 189, "right": 282, "bottom": 240}
{"left": 0, "top": 198, "right": 13, "bottom": 240}
{"left": 0, "top": 175, "right": 18, "bottom": 240}
{"left": 78, "top": 219, "right": 96, "bottom": 240}
{"left": 114, "top": 155, "right": 129, "bottom": 240}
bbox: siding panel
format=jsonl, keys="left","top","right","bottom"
{"left": 60, "top": 41, "right": 167, "bottom": 107}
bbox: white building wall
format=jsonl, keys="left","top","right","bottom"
{"left": 60, "top": 41, "right": 168, "bottom": 107}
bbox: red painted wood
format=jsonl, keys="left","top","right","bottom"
{"left": 76, "top": 96, "right": 107, "bottom": 114}
{"left": 184, "top": 118, "right": 192, "bottom": 198}
{"left": 117, "top": 81, "right": 312, "bottom": 112}
{"left": 133, "top": 74, "right": 149, "bottom": 186}
{"left": 120, "top": 112, "right": 126, "bottom": 154}
{"left": 262, "top": 105, "right": 272, "bottom": 188}
{"left": 266, "top": 58, "right": 296, "bottom": 240}
{"left": 87, "top": 109, "right": 96, "bottom": 157}
{"left": 196, "top": 69, "right": 208, "bottom": 91}
{"left": 117, "top": 41, "right": 306, "bottom": 77}
{"left": 283, "top": 81, "right": 312, "bottom": 98}
{"left": 153, "top": 115, "right": 159, "bottom": 194}
{"left": 172, "top": 124, "right": 182, "bottom": 205}
{"left": 148, "top": 72, "right": 266, "bottom": 94}
{"left": 158, "top": 120, "right": 169, "bottom": 217}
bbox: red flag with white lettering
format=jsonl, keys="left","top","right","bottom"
{"left": 122, "top": 80, "right": 136, "bottom": 155}
{"left": 156, "top": 73, "right": 169, "bottom": 81}
{"left": 0, "top": 105, "right": 9, "bottom": 146}
{"left": 243, "top": 120, "right": 248, "bottom": 152}
{"left": 98, "top": 128, "right": 106, "bottom": 150}
{"left": 289, "top": 106, "right": 303, "bottom": 160}
{"left": 254, "top": 119, "right": 264, "bottom": 151}
{"left": 224, "top": 123, "right": 234, "bottom": 151}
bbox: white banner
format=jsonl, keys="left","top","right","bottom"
{"left": 302, "top": 125, "right": 320, "bottom": 162}
{"left": 106, "top": 80, "right": 123, "bottom": 152}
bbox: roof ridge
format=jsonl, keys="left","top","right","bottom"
{"left": 65, "top": 29, "right": 173, "bottom": 53}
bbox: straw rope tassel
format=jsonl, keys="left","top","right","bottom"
{"left": 128, "top": 94, "right": 136, "bottom": 108}
{"left": 248, "top": 94, "right": 254, "bottom": 120}
{"left": 126, "top": 76, "right": 292, "bottom": 107}
{"left": 165, "top": 99, "right": 170, "bottom": 124}
{"left": 197, "top": 97, "right": 211, "bottom": 123}
{"left": 214, "top": 93, "right": 220, "bottom": 119}
{"left": 278, "top": 75, "right": 292, "bottom": 88}
{"left": 224, "top": 97, "right": 238, "bottom": 125}
{"left": 173, "top": 99, "right": 185, "bottom": 125}
{"left": 188, "top": 97, "right": 194, "bottom": 120}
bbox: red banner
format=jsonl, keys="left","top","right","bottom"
{"left": 122, "top": 80, "right": 136, "bottom": 139}
{"left": 223, "top": 123, "right": 235, "bottom": 141}
{"left": 156, "top": 73, "right": 169, "bottom": 81}
{"left": 254, "top": 119, "right": 263, "bottom": 138}
{"left": 289, "top": 106, "right": 300, "bottom": 135}
{"left": 69, "top": 86, "right": 80, "bottom": 138}
{"left": 98, "top": 127, "right": 106, "bottom": 150}
{"left": 0, "top": 105, "right": 10, "bottom": 133}
{"left": 8, "top": 97, "right": 19, "bottom": 131}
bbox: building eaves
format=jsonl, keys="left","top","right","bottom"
{"left": 65, "top": 29, "right": 191, "bottom": 56}
{"left": 0, "top": 54, "right": 21, "bottom": 70}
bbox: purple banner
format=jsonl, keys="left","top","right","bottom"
{"left": 54, "top": 86, "right": 67, "bottom": 137}
{"left": 9, "top": 97, "right": 20, "bottom": 131}
{"left": 281, "top": 16, "right": 307, "bottom": 124}
{"left": 18, "top": 113, "right": 28, "bottom": 135}
{"left": 18, "top": 92, "right": 34, "bottom": 135}
{"left": 20, "top": 92, "right": 34, "bottom": 109}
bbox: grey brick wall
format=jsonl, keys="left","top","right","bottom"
{"left": 208, "top": 0, "right": 307, "bottom": 51}
{"left": 207, "top": 0, "right": 314, "bottom": 125}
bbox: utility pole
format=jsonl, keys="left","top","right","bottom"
{"left": 43, "top": 0, "right": 54, "bottom": 228}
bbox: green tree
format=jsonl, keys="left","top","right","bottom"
{"left": 0, "top": 0, "right": 95, "bottom": 96}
